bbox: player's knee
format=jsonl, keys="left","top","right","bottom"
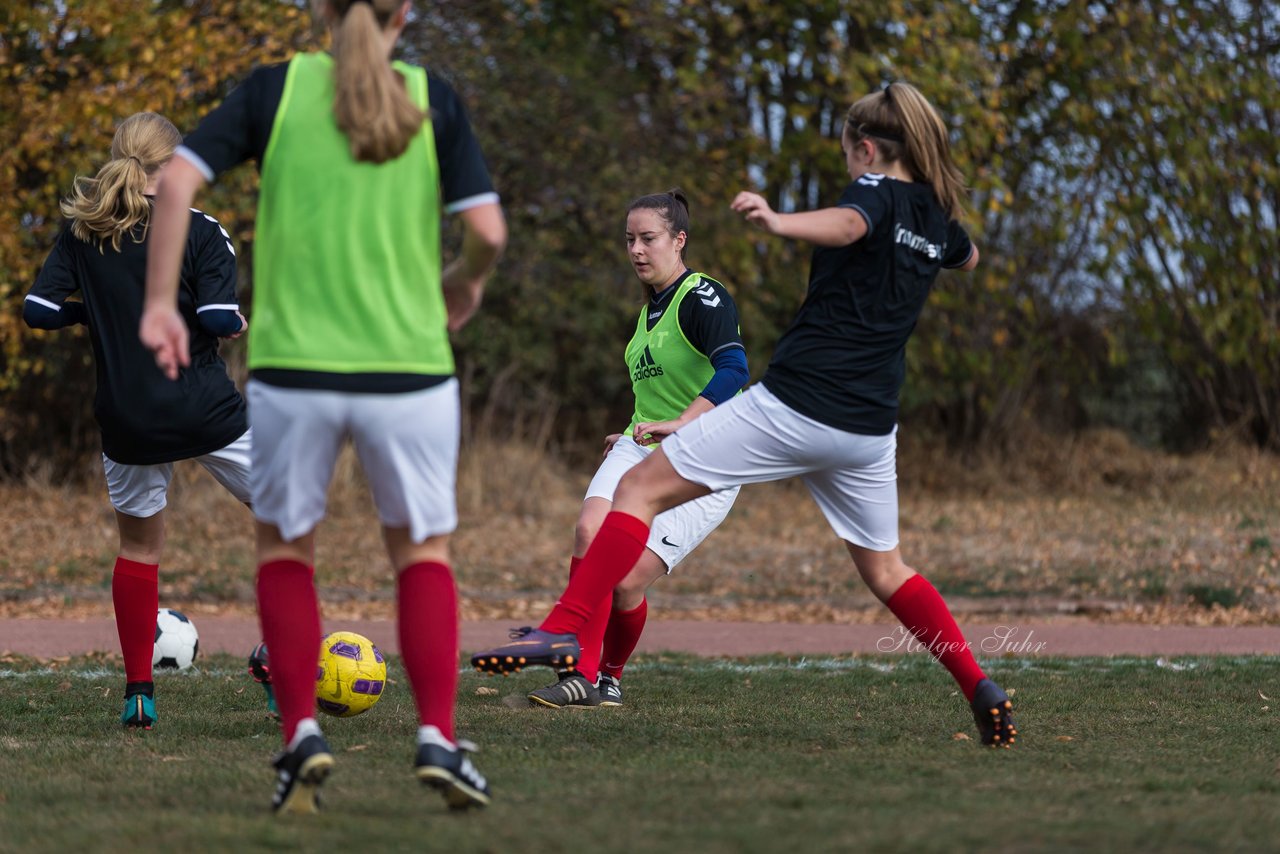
{"left": 858, "top": 560, "right": 914, "bottom": 601}
{"left": 614, "top": 573, "right": 648, "bottom": 603}
{"left": 614, "top": 465, "right": 660, "bottom": 512}
{"left": 573, "top": 519, "right": 599, "bottom": 555}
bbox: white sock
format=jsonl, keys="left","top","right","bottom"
{"left": 288, "top": 717, "right": 321, "bottom": 750}
{"left": 418, "top": 724, "right": 455, "bottom": 749}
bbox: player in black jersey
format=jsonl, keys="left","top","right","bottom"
{"left": 472, "top": 82, "right": 1018, "bottom": 748}
{"left": 24, "top": 112, "right": 251, "bottom": 731}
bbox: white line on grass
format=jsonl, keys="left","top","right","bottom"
{"left": 0, "top": 655, "right": 1259, "bottom": 681}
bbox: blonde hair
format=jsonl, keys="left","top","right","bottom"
{"left": 845, "top": 82, "right": 968, "bottom": 220}
{"left": 60, "top": 112, "right": 181, "bottom": 251}
{"left": 327, "top": 0, "right": 425, "bottom": 163}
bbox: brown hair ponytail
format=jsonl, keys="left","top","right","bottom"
{"left": 330, "top": 0, "right": 425, "bottom": 163}
{"left": 846, "top": 81, "right": 969, "bottom": 220}
{"left": 60, "top": 112, "right": 181, "bottom": 252}
{"left": 626, "top": 187, "right": 692, "bottom": 256}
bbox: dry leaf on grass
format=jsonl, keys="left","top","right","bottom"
{"left": 2, "top": 436, "right": 1278, "bottom": 624}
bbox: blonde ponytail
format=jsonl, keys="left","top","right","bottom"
{"left": 330, "top": 0, "right": 425, "bottom": 164}
{"left": 845, "top": 82, "right": 969, "bottom": 220}
{"left": 60, "top": 112, "right": 181, "bottom": 251}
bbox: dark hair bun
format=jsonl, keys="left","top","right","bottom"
{"left": 666, "top": 187, "right": 689, "bottom": 214}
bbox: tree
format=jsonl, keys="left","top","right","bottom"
{"left": 0, "top": 0, "right": 311, "bottom": 474}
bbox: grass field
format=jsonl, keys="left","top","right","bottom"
{"left": 2, "top": 653, "right": 1277, "bottom": 852}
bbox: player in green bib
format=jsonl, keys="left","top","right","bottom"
{"left": 141, "top": 0, "right": 505, "bottom": 815}
{"left": 525, "top": 189, "right": 749, "bottom": 709}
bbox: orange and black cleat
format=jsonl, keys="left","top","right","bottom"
{"left": 970, "top": 678, "right": 1018, "bottom": 747}
{"left": 469, "top": 627, "right": 580, "bottom": 675}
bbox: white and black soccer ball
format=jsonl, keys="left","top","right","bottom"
{"left": 153, "top": 608, "right": 199, "bottom": 670}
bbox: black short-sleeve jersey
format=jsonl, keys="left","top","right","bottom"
{"left": 178, "top": 60, "right": 496, "bottom": 212}
{"left": 645, "top": 270, "right": 745, "bottom": 359}
{"left": 28, "top": 213, "right": 248, "bottom": 464}
{"left": 761, "top": 175, "right": 973, "bottom": 434}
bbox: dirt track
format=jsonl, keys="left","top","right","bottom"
{"left": 1, "top": 617, "right": 1277, "bottom": 659}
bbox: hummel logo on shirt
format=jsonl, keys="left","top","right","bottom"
{"left": 632, "top": 345, "right": 664, "bottom": 381}
{"left": 893, "top": 224, "right": 943, "bottom": 260}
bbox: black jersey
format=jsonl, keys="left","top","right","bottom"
{"left": 28, "top": 212, "right": 248, "bottom": 464}
{"left": 177, "top": 60, "right": 496, "bottom": 214}
{"left": 761, "top": 175, "right": 974, "bottom": 434}
{"left": 644, "top": 270, "right": 745, "bottom": 358}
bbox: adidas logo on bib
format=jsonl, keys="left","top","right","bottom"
{"left": 632, "top": 345, "right": 664, "bottom": 381}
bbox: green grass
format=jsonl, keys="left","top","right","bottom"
{"left": 2, "top": 654, "right": 1278, "bottom": 852}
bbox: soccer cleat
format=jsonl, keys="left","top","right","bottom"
{"left": 121, "top": 691, "right": 157, "bottom": 730}
{"left": 469, "top": 627, "right": 580, "bottom": 675}
{"left": 527, "top": 674, "right": 601, "bottom": 708}
{"left": 416, "top": 734, "right": 491, "bottom": 810}
{"left": 271, "top": 733, "right": 335, "bottom": 814}
{"left": 247, "top": 643, "right": 280, "bottom": 719}
{"left": 970, "top": 678, "right": 1018, "bottom": 748}
{"left": 597, "top": 674, "right": 624, "bottom": 707}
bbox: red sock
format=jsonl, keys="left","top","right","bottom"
{"left": 567, "top": 555, "right": 611, "bottom": 683}
{"left": 540, "top": 512, "right": 649, "bottom": 635}
{"left": 397, "top": 561, "right": 459, "bottom": 741}
{"left": 112, "top": 557, "right": 159, "bottom": 683}
{"left": 257, "top": 559, "right": 321, "bottom": 743}
{"left": 600, "top": 597, "right": 647, "bottom": 680}
{"left": 886, "top": 574, "right": 986, "bottom": 700}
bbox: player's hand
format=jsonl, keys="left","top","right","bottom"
{"left": 633, "top": 418, "right": 684, "bottom": 446}
{"left": 730, "top": 191, "right": 780, "bottom": 234}
{"left": 139, "top": 305, "right": 190, "bottom": 380}
{"left": 602, "top": 433, "right": 623, "bottom": 460}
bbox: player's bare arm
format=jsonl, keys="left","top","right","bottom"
{"left": 142, "top": 156, "right": 206, "bottom": 378}
{"left": 732, "top": 191, "right": 865, "bottom": 247}
{"left": 443, "top": 201, "right": 507, "bottom": 332}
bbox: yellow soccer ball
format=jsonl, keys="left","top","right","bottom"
{"left": 316, "top": 631, "right": 387, "bottom": 717}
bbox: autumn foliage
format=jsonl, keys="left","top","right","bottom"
{"left": 1, "top": 1, "right": 1277, "bottom": 477}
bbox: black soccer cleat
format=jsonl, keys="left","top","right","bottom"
{"left": 247, "top": 642, "right": 280, "bottom": 719}
{"left": 970, "top": 678, "right": 1018, "bottom": 748}
{"left": 415, "top": 736, "right": 491, "bottom": 810}
{"left": 596, "top": 674, "right": 624, "bottom": 707}
{"left": 469, "top": 627, "right": 580, "bottom": 675}
{"left": 271, "top": 733, "right": 335, "bottom": 814}
{"left": 527, "top": 674, "right": 602, "bottom": 708}
{"left": 248, "top": 642, "right": 271, "bottom": 684}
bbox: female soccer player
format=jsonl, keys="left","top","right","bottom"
{"left": 140, "top": 0, "right": 507, "bottom": 813}
{"left": 24, "top": 111, "right": 250, "bottom": 732}
{"left": 471, "top": 82, "right": 1017, "bottom": 747}
{"left": 526, "top": 189, "right": 749, "bottom": 709}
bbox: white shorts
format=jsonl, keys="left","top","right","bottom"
{"left": 660, "top": 384, "right": 899, "bottom": 551}
{"left": 247, "top": 379, "right": 460, "bottom": 543}
{"left": 586, "top": 434, "right": 739, "bottom": 569}
{"left": 103, "top": 430, "right": 253, "bottom": 518}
